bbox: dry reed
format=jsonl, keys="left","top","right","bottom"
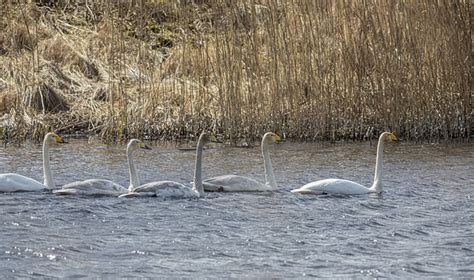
{"left": 0, "top": 0, "right": 471, "bottom": 143}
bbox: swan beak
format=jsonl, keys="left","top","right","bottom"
{"left": 140, "top": 143, "right": 152, "bottom": 150}
{"left": 53, "top": 134, "right": 67, "bottom": 144}
{"left": 389, "top": 132, "right": 398, "bottom": 142}
{"left": 273, "top": 133, "right": 282, "bottom": 142}
{"left": 209, "top": 134, "right": 218, "bottom": 143}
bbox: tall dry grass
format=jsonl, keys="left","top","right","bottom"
{"left": 0, "top": 0, "right": 471, "bottom": 143}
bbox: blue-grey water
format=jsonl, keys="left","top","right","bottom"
{"left": 0, "top": 139, "right": 473, "bottom": 278}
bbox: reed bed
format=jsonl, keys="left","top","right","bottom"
{"left": 0, "top": 0, "right": 470, "bottom": 143}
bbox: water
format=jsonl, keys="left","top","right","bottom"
{"left": 0, "top": 139, "right": 473, "bottom": 278}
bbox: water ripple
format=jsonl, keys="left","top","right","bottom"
{"left": 0, "top": 141, "right": 472, "bottom": 278}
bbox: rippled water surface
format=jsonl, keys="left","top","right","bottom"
{"left": 1, "top": 139, "right": 473, "bottom": 278}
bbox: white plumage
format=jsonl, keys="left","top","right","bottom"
{"left": 0, "top": 173, "right": 48, "bottom": 192}
{"left": 120, "top": 133, "right": 215, "bottom": 199}
{"left": 54, "top": 139, "right": 150, "bottom": 196}
{"left": 0, "top": 132, "right": 64, "bottom": 192}
{"left": 292, "top": 132, "right": 397, "bottom": 195}
{"left": 203, "top": 175, "right": 273, "bottom": 192}
{"left": 53, "top": 179, "right": 127, "bottom": 196}
{"left": 121, "top": 181, "right": 199, "bottom": 198}
{"left": 203, "top": 132, "right": 280, "bottom": 192}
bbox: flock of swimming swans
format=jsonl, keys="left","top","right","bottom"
{"left": 0, "top": 131, "right": 397, "bottom": 197}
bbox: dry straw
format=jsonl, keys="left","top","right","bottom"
{"left": 0, "top": 0, "right": 470, "bottom": 143}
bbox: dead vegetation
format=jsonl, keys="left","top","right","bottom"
{"left": 0, "top": 0, "right": 471, "bottom": 143}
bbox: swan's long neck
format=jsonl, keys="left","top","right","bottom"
{"left": 42, "top": 137, "right": 54, "bottom": 189}
{"left": 261, "top": 135, "right": 277, "bottom": 189}
{"left": 127, "top": 145, "right": 140, "bottom": 191}
{"left": 370, "top": 136, "right": 385, "bottom": 192}
{"left": 192, "top": 136, "right": 205, "bottom": 195}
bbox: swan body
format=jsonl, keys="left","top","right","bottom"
{"left": 292, "top": 179, "right": 373, "bottom": 195}
{"left": 54, "top": 139, "right": 150, "bottom": 196}
{"left": 203, "top": 132, "right": 280, "bottom": 192}
{"left": 0, "top": 173, "right": 49, "bottom": 192}
{"left": 291, "top": 132, "right": 397, "bottom": 195}
{"left": 120, "top": 133, "right": 215, "bottom": 199}
{"left": 0, "top": 132, "right": 64, "bottom": 192}
{"left": 121, "top": 181, "right": 199, "bottom": 198}
{"left": 203, "top": 174, "right": 273, "bottom": 192}
{"left": 53, "top": 179, "right": 127, "bottom": 196}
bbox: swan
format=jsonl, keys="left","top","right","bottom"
{"left": 53, "top": 139, "right": 150, "bottom": 196}
{"left": 0, "top": 132, "right": 64, "bottom": 192}
{"left": 119, "top": 132, "right": 216, "bottom": 199}
{"left": 291, "top": 132, "right": 397, "bottom": 195}
{"left": 203, "top": 132, "right": 281, "bottom": 192}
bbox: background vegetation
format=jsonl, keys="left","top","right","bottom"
{"left": 0, "top": 0, "right": 471, "bottom": 143}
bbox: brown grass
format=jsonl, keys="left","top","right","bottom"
{"left": 0, "top": 0, "right": 471, "bottom": 143}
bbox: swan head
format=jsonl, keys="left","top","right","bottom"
{"left": 380, "top": 132, "right": 398, "bottom": 142}
{"left": 198, "top": 132, "right": 218, "bottom": 145}
{"left": 128, "top": 139, "right": 151, "bottom": 151}
{"left": 45, "top": 132, "right": 65, "bottom": 144}
{"left": 263, "top": 132, "right": 281, "bottom": 144}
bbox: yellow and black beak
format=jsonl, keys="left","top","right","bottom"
{"left": 209, "top": 134, "right": 218, "bottom": 143}
{"left": 389, "top": 132, "right": 398, "bottom": 142}
{"left": 273, "top": 133, "right": 282, "bottom": 143}
{"left": 140, "top": 142, "right": 152, "bottom": 150}
{"left": 53, "top": 133, "right": 67, "bottom": 144}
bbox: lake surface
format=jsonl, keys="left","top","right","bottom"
{"left": 0, "top": 139, "right": 473, "bottom": 278}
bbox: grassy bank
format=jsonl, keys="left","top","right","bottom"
{"left": 0, "top": 1, "right": 471, "bottom": 143}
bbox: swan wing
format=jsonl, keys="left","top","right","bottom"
{"left": 54, "top": 179, "right": 127, "bottom": 195}
{"left": 0, "top": 173, "right": 45, "bottom": 192}
{"left": 128, "top": 181, "right": 199, "bottom": 198}
{"left": 203, "top": 175, "right": 269, "bottom": 192}
{"left": 291, "top": 179, "right": 371, "bottom": 195}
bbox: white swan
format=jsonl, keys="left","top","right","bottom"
{"left": 291, "top": 132, "right": 397, "bottom": 195}
{"left": 119, "top": 132, "right": 215, "bottom": 199}
{"left": 0, "top": 132, "right": 64, "bottom": 192}
{"left": 203, "top": 132, "right": 281, "bottom": 192}
{"left": 53, "top": 139, "right": 150, "bottom": 196}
